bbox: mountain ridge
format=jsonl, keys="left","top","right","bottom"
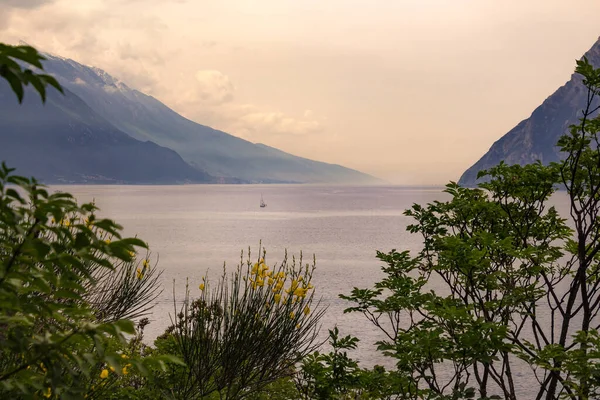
{"left": 458, "top": 36, "right": 600, "bottom": 187}
{"left": 0, "top": 81, "right": 214, "bottom": 184}
{"left": 39, "top": 53, "right": 380, "bottom": 184}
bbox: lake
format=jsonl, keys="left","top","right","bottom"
{"left": 51, "top": 184, "right": 576, "bottom": 397}
{"left": 53, "top": 184, "right": 446, "bottom": 366}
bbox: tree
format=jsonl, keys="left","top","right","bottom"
{"left": 341, "top": 58, "right": 600, "bottom": 400}
{"left": 0, "top": 42, "right": 177, "bottom": 399}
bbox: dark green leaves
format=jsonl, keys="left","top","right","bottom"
{"left": 0, "top": 43, "right": 64, "bottom": 103}
{"left": 0, "top": 163, "right": 163, "bottom": 398}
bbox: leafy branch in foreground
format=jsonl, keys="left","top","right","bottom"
{"left": 0, "top": 163, "right": 178, "bottom": 399}
{"left": 0, "top": 43, "right": 63, "bottom": 103}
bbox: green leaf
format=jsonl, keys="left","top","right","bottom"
{"left": 3, "top": 69, "right": 24, "bottom": 103}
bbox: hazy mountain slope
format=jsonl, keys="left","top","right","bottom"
{"left": 458, "top": 37, "right": 600, "bottom": 187}
{"left": 252, "top": 143, "right": 378, "bottom": 184}
{"left": 0, "top": 83, "right": 213, "bottom": 184}
{"left": 41, "top": 55, "right": 379, "bottom": 184}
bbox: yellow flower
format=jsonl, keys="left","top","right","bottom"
{"left": 274, "top": 294, "right": 281, "bottom": 303}
{"left": 136, "top": 268, "right": 144, "bottom": 280}
{"left": 109, "top": 366, "right": 115, "bottom": 372}
{"left": 199, "top": 283, "right": 205, "bottom": 291}
{"left": 303, "top": 306, "right": 310, "bottom": 316}
{"left": 298, "top": 276, "right": 303, "bottom": 282}
{"left": 121, "top": 354, "right": 128, "bottom": 359}
{"left": 44, "top": 387, "right": 52, "bottom": 398}
{"left": 100, "top": 369, "right": 109, "bottom": 379}
{"left": 289, "top": 311, "right": 295, "bottom": 319}
{"left": 256, "top": 279, "right": 264, "bottom": 287}
{"left": 122, "top": 366, "right": 129, "bottom": 375}
{"left": 268, "top": 277, "right": 274, "bottom": 286}
{"left": 104, "top": 239, "right": 111, "bottom": 245}
{"left": 129, "top": 251, "right": 135, "bottom": 258}
{"left": 296, "top": 324, "right": 301, "bottom": 329}
{"left": 142, "top": 259, "right": 150, "bottom": 269}
{"left": 294, "top": 287, "right": 308, "bottom": 298}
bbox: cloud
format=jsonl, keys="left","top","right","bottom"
{"left": 237, "top": 109, "right": 321, "bottom": 137}
{"left": 72, "top": 77, "right": 86, "bottom": 85}
{"left": 0, "top": 0, "right": 324, "bottom": 165}
{"left": 0, "top": 0, "right": 56, "bottom": 28}
{"left": 0, "top": 0, "right": 56, "bottom": 9}
{"left": 102, "top": 85, "right": 118, "bottom": 94}
{"left": 192, "top": 70, "right": 235, "bottom": 104}
{"left": 175, "top": 101, "right": 323, "bottom": 143}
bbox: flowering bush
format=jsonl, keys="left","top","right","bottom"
{"left": 157, "top": 248, "right": 325, "bottom": 399}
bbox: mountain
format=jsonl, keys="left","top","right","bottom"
{"left": 458, "top": 37, "right": 600, "bottom": 187}
{"left": 0, "top": 82, "right": 213, "bottom": 184}
{"left": 39, "top": 54, "right": 379, "bottom": 184}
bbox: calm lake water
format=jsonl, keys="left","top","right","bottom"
{"left": 50, "top": 184, "right": 575, "bottom": 396}
{"left": 53, "top": 184, "right": 445, "bottom": 365}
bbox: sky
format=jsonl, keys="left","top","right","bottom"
{"left": 1, "top": 0, "right": 600, "bottom": 184}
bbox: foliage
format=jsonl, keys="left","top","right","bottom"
{"left": 0, "top": 43, "right": 63, "bottom": 103}
{"left": 295, "top": 326, "right": 404, "bottom": 399}
{"left": 296, "top": 326, "right": 361, "bottom": 399}
{"left": 0, "top": 47, "right": 179, "bottom": 399}
{"left": 145, "top": 248, "right": 325, "bottom": 399}
{"left": 0, "top": 164, "right": 180, "bottom": 399}
{"left": 340, "top": 57, "right": 600, "bottom": 400}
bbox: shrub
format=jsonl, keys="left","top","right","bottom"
{"left": 154, "top": 248, "right": 326, "bottom": 399}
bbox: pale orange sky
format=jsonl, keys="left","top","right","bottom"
{"left": 1, "top": 0, "right": 600, "bottom": 184}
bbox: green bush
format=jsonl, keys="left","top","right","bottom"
{"left": 0, "top": 43, "right": 179, "bottom": 399}
{"left": 0, "top": 164, "right": 178, "bottom": 399}
{"left": 142, "top": 249, "right": 326, "bottom": 399}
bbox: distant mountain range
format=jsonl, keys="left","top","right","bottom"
{"left": 459, "top": 36, "right": 600, "bottom": 187}
{"left": 0, "top": 52, "right": 378, "bottom": 184}
{"left": 0, "top": 81, "right": 212, "bottom": 184}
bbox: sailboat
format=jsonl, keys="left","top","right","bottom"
{"left": 260, "top": 194, "right": 267, "bottom": 208}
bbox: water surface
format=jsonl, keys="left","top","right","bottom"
{"left": 52, "top": 184, "right": 574, "bottom": 396}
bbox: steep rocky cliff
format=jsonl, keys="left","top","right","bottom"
{"left": 459, "top": 37, "right": 600, "bottom": 186}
